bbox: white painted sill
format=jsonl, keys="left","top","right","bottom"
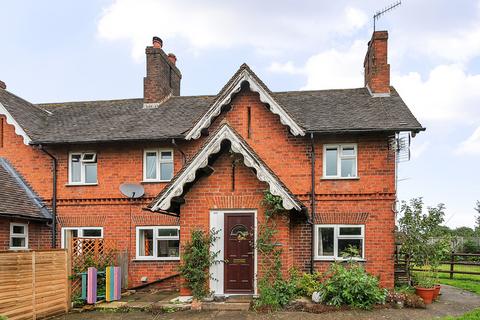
{"left": 141, "top": 180, "right": 171, "bottom": 184}
{"left": 65, "top": 183, "right": 98, "bottom": 186}
{"left": 9, "top": 247, "right": 29, "bottom": 251}
{"left": 133, "top": 257, "right": 180, "bottom": 262}
{"left": 321, "top": 177, "right": 360, "bottom": 180}
{"left": 314, "top": 258, "right": 366, "bottom": 262}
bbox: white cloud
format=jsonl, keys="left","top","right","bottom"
{"left": 393, "top": 65, "right": 480, "bottom": 122}
{"left": 97, "top": 0, "right": 368, "bottom": 60}
{"left": 268, "top": 40, "right": 365, "bottom": 90}
{"left": 457, "top": 126, "right": 480, "bottom": 155}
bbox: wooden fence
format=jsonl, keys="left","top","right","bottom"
{"left": 0, "top": 250, "right": 70, "bottom": 320}
{"left": 409, "top": 252, "right": 480, "bottom": 279}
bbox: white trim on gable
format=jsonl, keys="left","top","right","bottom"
{"left": 185, "top": 68, "right": 305, "bottom": 140}
{"left": 150, "top": 124, "right": 302, "bottom": 212}
{"left": 0, "top": 102, "right": 32, "bottom": 145}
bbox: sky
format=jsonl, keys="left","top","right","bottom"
{"left": 0, "top": 0, "right": 479, "bottom": 228}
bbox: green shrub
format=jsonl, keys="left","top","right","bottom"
{"left": 318, "top": 262, "right": 387, "bottom": 309}
{"left": 297, "top": 272, "right": 322, "bottom": 297}
{"left": 179, "top": 229, "right": 219, "bottom": 300}
{"left": 0, "top": 315, "right": 8, "bottom": 320}
{"left": 463, "top": 240, "right": 480, "bottom": 254}
{"left": 255, "top": 271, "right": 298, "bottom": 311}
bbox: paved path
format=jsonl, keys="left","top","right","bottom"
{"left": 53, "top": 285, "right": 480, "bottom": 320}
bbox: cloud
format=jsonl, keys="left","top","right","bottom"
{"left": 268, "top": 40, "right": 365, "bottom": 90}
{"left": 97, "top": 0, "right": 368, "bottom": 60}
{"left": 393, "top": 65, "right": 480, "bottom": 122}
{"left": 457, "top": 126, "right": 480, "bottom": 155}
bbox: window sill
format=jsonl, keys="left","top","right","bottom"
{"left": 133, "top": 257, "right": 180, "bottom": 262}
{"left": 321, "top": 177, "right": 359, "bottom": 181}
{"left": 9, "top": 247, "right": 29, "bottom": 251}
{"left": 314, "top": 258, "right": 366, "bottom": 262}
{"left": 65, "top": 183, "right": 98, "bottom": 187}
{"left": 141, "top": 180, "right": 171, "bottom": 184}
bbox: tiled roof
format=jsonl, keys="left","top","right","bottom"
{"left": 0, "top": 158, "right": 52, "bottom": 221}
{"left": 0, "top": 64, "right": 424, "bottom": 145}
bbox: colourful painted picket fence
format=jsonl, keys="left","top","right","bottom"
{"left": 79, "top": 266, "right": 121, "bottom": 304}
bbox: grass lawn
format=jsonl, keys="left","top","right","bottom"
{"left": 436, "top": 264, "right": 480, "bottom": 295}
{"left": 440, "top": 309, "right": 480, "bottom": 320}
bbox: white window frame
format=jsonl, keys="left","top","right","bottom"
{"left": 60, "top": 227, "right": 103, "bottom": 248}
{"left": 68, "top": 151, "right": 98, "bottom": 185}
{"left": 135, "top": 226, "right": 180, "bottom": 261}
{"left": 323, "top": 144, "right": 358, "bottom": 179}
{"left": 10, "top": 223, "right": 28, "bottom": 250}
{"left": 314, "top": 224, "right": 365, "bottom": 261}
{"left": 143, "top": 149, "right": 174, "bottom": 182}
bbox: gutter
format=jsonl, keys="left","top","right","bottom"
{"left": 38, "top": 145, "right": 58, "bottom": 248}
{"left": 309, "top": 133, "right": 316, "bottom": 274}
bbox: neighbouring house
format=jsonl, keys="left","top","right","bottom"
{"left": 0, "top": 157, "right": 52, "bottom": 250}
{"left": 0, "top": 31, "right": 424, "bottom": 295}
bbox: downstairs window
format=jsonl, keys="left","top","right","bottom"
{"left": 314, "top": 224, "right": 364, "bottom": 260}
{"left": 136, "top": 226, "right": 180, "bottom": 260}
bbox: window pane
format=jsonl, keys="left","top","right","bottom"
{"left": 82, "top": 153, "right": 96, "bottom": 162}
{"left": 71, "top": 155, "right": 81, "bottom": 182}
{"left": 341, "top": 158, "right": 356, "bottom": 177}
{"left": 339, "top": 227, "right": 362, "bottom": 236}
{"left": 139, "top": 229, "right": 154, "bottom": 256}
{"left": 85, "top": 164, "right": 97, "bottom": 183}
{"left": 12, "top": 237, "right": 25, "bottom": 247}
{"left": 158, "top": 228, "right": 178, "bottom": 237}
{"left": 160, "top": 162, "right": 173, "bottom": 180}
{"left": 157, "top": 240, "right": 179, "bottom": 257}
{"left": 12, "top": 225, "right": 25, "bottom": 234}
{"left": 318, "top": 227, "right": 334, "bottom": 256}
{"left": 338, "top": 239, "right": 362, "bottom": 258}
{"left": 161, "top": 151, "right": 172, "bottom": 160}
{"left": 341, "top": 146, "right": 355, "bottom": 156}
{"left": 82, "top": 229, "right": 102, "bottom": 237}
{"left": 71, "top": 229, "right": 79, "bottom": 238}
{"left": 325, "top": 148, "right": 338, "bottom": 176}
{"left": 145, "top": 152, "right": 157, "bottom": 179}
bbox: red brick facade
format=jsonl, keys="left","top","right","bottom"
{"left": 0, "top": 218, "right": 51, "bottom": 251}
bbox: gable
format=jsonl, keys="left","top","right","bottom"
{"left": 148, "top": 123, "right": 304, "bottom": 212}
{"left": 185, "top": 64, "right": 305, "bottom": 140}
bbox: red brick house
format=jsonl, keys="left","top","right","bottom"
{"left": 0, "top": 31, "right": 423, "bottom": 295}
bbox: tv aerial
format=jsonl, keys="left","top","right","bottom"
{"left": 373, "top": 1, "right": 402, "bottom": 31}
{"left": 120, "top": 183, "right": 145, "bottom": 199}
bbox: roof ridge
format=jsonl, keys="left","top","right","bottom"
{"left": 273, "top": 87, "right": 367, "bottom": 94}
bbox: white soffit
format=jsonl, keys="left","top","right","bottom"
{"left": 185, "top": 68, "right": 305, "bottom": 140}
{"left": 0, "top": 102, "right": 32, "bottom": 145}
{"left": 151, "top": 124, "right": 302, "bottom": 212}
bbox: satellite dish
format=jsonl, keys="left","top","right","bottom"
{"left": 120, "top": 183, "right": 145, "bottom": 198}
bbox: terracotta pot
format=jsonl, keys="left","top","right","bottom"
{"left": 433, "top": 284, "right": 441, "bottom": 300}
{"left": 191, "top": 298, "right": 202, "bottom": 311}
{"left": 415, "top": 286, "right": 435, "bottom": 304}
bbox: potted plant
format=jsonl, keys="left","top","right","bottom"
{"left": 414, "top": 273, "right": 435, "bottom": 304}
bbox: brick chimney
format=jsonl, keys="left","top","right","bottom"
{"left": 144, "top": 37, "right": 181, "bottom": 107}
{"left": 0, "top": 80, "right": 6, "bottom": 90}
{"left": 364, "top": 31, "right": 390, "bottom": 96}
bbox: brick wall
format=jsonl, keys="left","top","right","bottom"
{"left": 0, "top": 84, "right": 397, "bottom": 290}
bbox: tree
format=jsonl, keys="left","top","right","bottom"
{"left": 475, "top": 201, "right": 480, "bottom": 234}
{"left": 397, "top": 198, "right": 451, "bottom": 284}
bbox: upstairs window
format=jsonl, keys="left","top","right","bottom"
{"left": 10, "top": 223, "right": 28, "bottom": 250}
{"left": 143, "top": 149, "right": 174, "bottom": 182}
{"left": 323, "top": 144, "right": 357, "bottom": 178}
{"left": 69, "top": 152, "right": 97, "bottom": 184}
{"left": 136, "top": 226, "right": 180, "bottom": 260}
{"left": 315, "top": 225, "right": 364, "bottom": 260}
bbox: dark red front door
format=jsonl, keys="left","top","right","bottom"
{"left": 224, "top": 212, "right": 254, "bottom": 293}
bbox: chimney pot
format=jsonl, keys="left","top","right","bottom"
{"left": 167, "top": 53, "right": 177, "bottom": 65}
{"left": 152, "top": 36, "right": 163, "bottom": 48}
{"left": 0, "top": 80, "right": 6, "bottom": 90}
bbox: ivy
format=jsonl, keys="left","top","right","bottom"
{"left": 254, "top": 191, "right": 297, "bottom": 311}
{"left": 179, "top": 229, "right": 220, "bottom": 300}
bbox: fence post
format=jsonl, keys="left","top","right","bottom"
{"left": 32, "top": 251, "right": 37, "bottom": 320}
{"left": 450, "top": 251, "right": 455, "bottom": 279}
{"left": 66, "top": 233, "right": 72, "bottom": 311}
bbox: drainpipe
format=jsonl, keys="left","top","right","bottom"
{"left": 39, "top": 145, "right": 57, "bottom": 248}
{"left": 309, "top": 133, "right": 316, "bottom": 274}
